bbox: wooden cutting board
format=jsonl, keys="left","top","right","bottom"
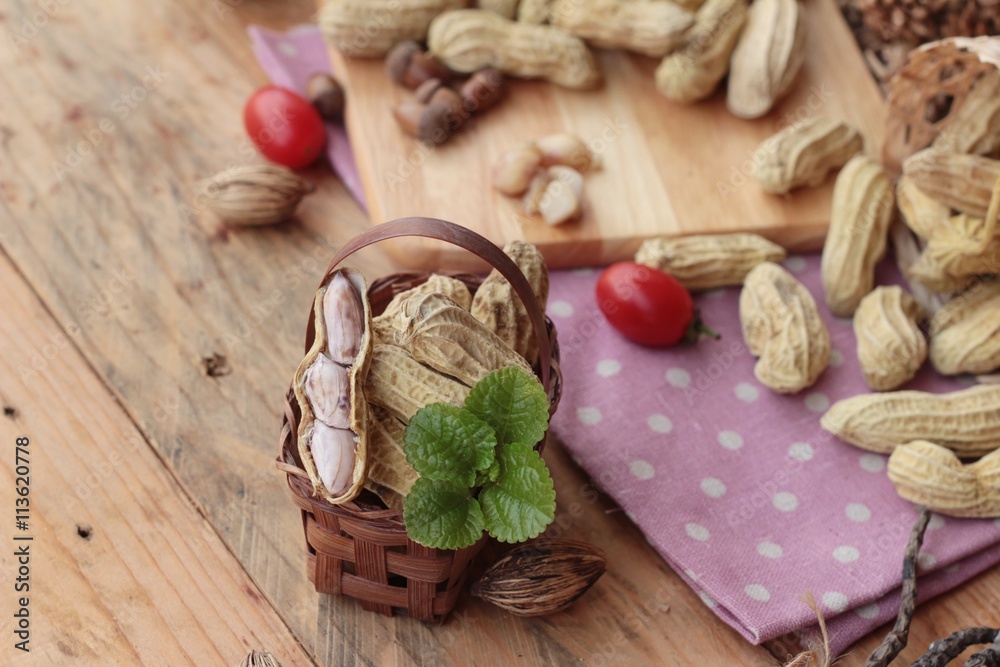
{"left": 331, "top": 0, "right": 884, "bottom": 271}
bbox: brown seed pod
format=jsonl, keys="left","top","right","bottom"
{"left": 306, "top": 73, "right": 345, "bottom": 121}
{"left": 198, "top": 164, "right": 314, "bottom": 227}
{"left": 460, "top": 68, "right": 506, "bottom": 113}
{"left": 391, "top": 101, "right": 453, "bottom": 144}
{"left": 470, "top": 539, "right": 607, "bottom": 616}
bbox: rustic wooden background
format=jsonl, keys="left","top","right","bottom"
{"left": 0, "top": 0, "right": 997, "bottom": 665}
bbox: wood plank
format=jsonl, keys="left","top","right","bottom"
{"left": 333, "top": 0, "right": 885, "bottom": 270}
{"left": 0, "top": 0, "right": 995, "bottom": 664}
{"left": 0, "top": 253, "right": 313, "bottom": 665}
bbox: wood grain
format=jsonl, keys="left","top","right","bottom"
{"left": 0, "top": 253, "right": 313, "bottom": 666}
{"left": 332, "top": 0, "right": 885, "bottom": 270}
{"left": 0, "top": 0, "right": 996, "bottom": 664}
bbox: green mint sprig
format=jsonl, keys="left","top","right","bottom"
{"left": 402, "top": 366, "right": 555, "bottom": 550}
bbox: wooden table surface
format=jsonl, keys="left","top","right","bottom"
{"left": 0, "top": 1, "right": 997, "bottom": 665}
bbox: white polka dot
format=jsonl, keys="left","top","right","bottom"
{"left": 572, "top": 267, "right": 595, "bottom": 276}
{"left": 772, "top": 492, "right": 799, "bottom": 512}
{"left": 665, "top": 367, "right": 691, "bottom": 388}
{"left": 757, "top": 541, "right": 783, "bottom": 559}
{"left": 993, "top": 517, "right": 1000, "bottom": 529}
{"left": 822, "top": 591, "right": 849, "bottom": 612}
{"left": 576, "top": 407, "right": 602, "bottom": 425}
{"left": 647, "top": 414, "right": 674, "bottom": 433}
{"left": 859, "top": 453, "right": 886, "bottom": 473}
{"left": 685, "top": 523, "right": 710, "bottom": 541}
{"left": 833, "top": 546, "right": 860, "bottom": 563}
{"left": 549, "top": 300, "right": 575, "bottom": 318}
{"left": 784, "top": 256, "right": 807, "bottom": 273}
{"left": 700, "top": 478, "right": 727, "bottom": 498}
{"left": 624, "top": 509, "right": 637, "bottom": 523}
{"left": 917, "top": 553, "right": 937, "bottom": 572}
{"left": 699, "top": 591, "right": 717, "bottom": 608}
{"left": 630, "top": 460, "right": 655, "bottom": 480}
{"left": 684, "top": 569, "right": 698, "bottom": 582}
{"left": 735, "top": 382, "right": 760, "bottom": 402}
{"left": 745, "top": 584, "right": 771, "bottom": 602}
{"left": 927, "top": 514, "right": 945, "bottom": 530}
{"left": 856, "top": 603, "right": 879, "bottom": 620}
{"left": 829, "top": 350, "right": 845, "bottom": 367}
{"left": 278, "top": 41, "right": 298, "bottom": 56}
{"left": 945, "top": 563, "right": 960, "bottom": 574}
{"left": 788, "top": 442, "right": 814, "bottom": 462}
{"left": 596, "top": 359, "right": 621, "bottom": 377}
{"left": 846, "top": 503, "right": 872, "bottom": 522}
{"left": 718, "top": 430, "right": 743, "bottom": 450}
{"left": 703, "top": 288, "right": 727, "bottom": 299}
{"left": 805, "top": 392, "right": 830, "bottom": 413}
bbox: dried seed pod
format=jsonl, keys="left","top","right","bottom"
{"left": 536, "top": 133, "right": 599, "bottom": 172}
{"left": 517, "top": 0, "right": 551, "bottom": 24}
{"left": 636, "top": 233, "right": 787, "bottom": 291}
{"left": 929, "top": 279, "right": 1000, "bottom": 375}
{"left": 470, "top": 240, "right": 550, "bottom": 364}
{"left": 897, "top": 175, "right": 951, "bottom": 240}
{"left": 363, "top": 344, "right": 470, "bottom": 422}
{"left": 373, "top": 274, "right": 473, "bottom": 344}
{"left": 471, "top": 539, "right": 607, "bottom": 616}
{"left": 902, "top": 150, "right": 1000, "bottom": 218}
{"left": 820, "top": 384, "right": 1000, "bottom": 457}
{"left": 654, "top": 0, "right": 747, "bottom": 103}
{"left": 319, "top": 0, "right": 466, "bottom": 58}
{"left": 821, "top": 155, "right": 894, "bottom": 317}
{"left": 888, "top": 440, "right": 1000, "bottom": 518}
{"left": 493, "top": 143, "right": 544, "bottom": 196}
{"left": 392, "top": 101, "right": 453, "bottom": 145}
{"left": 854, "top": 286, "right": 927, "bottom": 391}
{"left": 907, "top": 213, "right": 1000, "bottom": 293}
{"left": 477, "top": 0, "right": 520, "bottom": 19}
{"left": 550, "top": 0, "right": 693, "bottom": 58}
{"left": 751, "top": 117, "right": 863, "bottom": 194}
{"left": 239, "top": 651, "right": 282, "bottom": 667}
{"left": 726, "top": 0, "right": 806, "bottom": 119}
{"left": 363, "top": 407, "right": 419, "bottom": 510}
{"left": 198, "top": 165, "right": 314, "bottom": 227}
{"left": 306, "top": 73, "right": 345, "bottom": 121}
{"left": 395, "top": 291, "right": 534, "bottom": 385}
{"left": 428, "top": 9, "right": 602, "bottom": 90}
{"left": 883, "top": 37, "right": 1000, "bottom": 171}
{"left": 292, "top": 269, "right": 373, "bottom": 504}
{"left": 739, "top": 262, "right": 830, "bottom": 393}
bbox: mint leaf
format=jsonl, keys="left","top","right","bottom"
{"left": 464, "top": 367, "right": 550, "bottom": 448}
{"left": 403, "top": 478, "right": 485, "bottom": 550}
{"left": 404, "top": 404, "right": 496, "bottom": 486}
{"left": 480, "top": 443, "right": 556, "bottom": 543}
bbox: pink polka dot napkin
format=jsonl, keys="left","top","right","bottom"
{"left": 249, "top": 26, "right": 1000, "bottom": 654}
{"left": 548, "top": 256, "right": 1000, "bottom": 653}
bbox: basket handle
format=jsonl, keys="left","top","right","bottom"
{"left": 310, "top": 217, "right": 553, "bottom": 392}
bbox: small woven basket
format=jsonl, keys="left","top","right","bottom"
{"left": 277, "top": 218, "right": 562, "bottom": 623}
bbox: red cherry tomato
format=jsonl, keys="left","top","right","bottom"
{"left": 596, "top": 262, "right": 696, "bottom": 347}
{"left": 243, "top": 85, "right": 326, "bottom": 169}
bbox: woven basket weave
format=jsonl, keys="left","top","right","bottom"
{"left": 277, "top": 218, "right": 562, "bottom": 622}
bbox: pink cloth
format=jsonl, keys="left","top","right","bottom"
{"left": 248, "top": 25, "right": 367, "bottom": 209}
{"left": 251, "top": 26, "right": 1000, "bottom": 655}
{"left": 547, "top": 256, "right": 1000, "bottom": 653}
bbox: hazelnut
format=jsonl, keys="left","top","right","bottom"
{"left": 460, "top": 68, "right": 506, "bottom": 114}
{"left": 429, "top": 86, "right": 466, "bottom": 132}
{"left": 391, "top": 101, "right": 453, "bottom": 145}
{"left": 414, "top": 77, "right": 446, "bottom": 104}
{"left": 402, "top": 52, "right": 451, "bottom": 90}
{"left": 305, "top": 73, "right": 345, "bottom": 121}
{"left": 385, "top": 41, "right": 422, "bottom": 86}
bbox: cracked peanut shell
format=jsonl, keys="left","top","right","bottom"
{"left": 854, "top": 286, "right": 927, "bottom": 391}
